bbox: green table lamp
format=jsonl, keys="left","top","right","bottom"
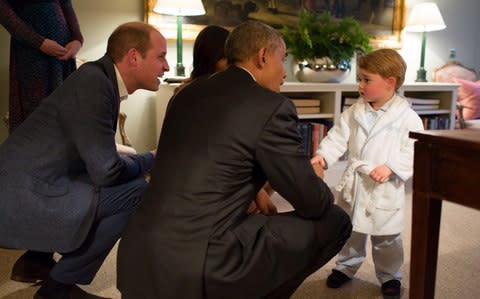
{"left": 154, "top": 0, "right": 206, "bottom": 77}
{"left": 404, "top": 2, "right": 446, "bottom": 82}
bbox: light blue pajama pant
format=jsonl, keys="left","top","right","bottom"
{"left": 334, "top": 231, "right": 403, "bottom": 284}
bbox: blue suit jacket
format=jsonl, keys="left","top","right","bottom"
{"left": 0, "top": 55, "right": 153, "bottom": 252}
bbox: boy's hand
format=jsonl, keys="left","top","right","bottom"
{"left": 310, "top": 155, "right": 326, "bottom": 179}
{"left": 369, "top": 165, "right": 393, "bottom": 183}
{"left": 310, "top": 155, "right": 326, "bottom": 168}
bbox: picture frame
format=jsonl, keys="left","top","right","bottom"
{"left": 144, "top": 0, "right": 406, "bottom": 48}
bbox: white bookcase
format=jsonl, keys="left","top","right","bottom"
{"left": 280, "top": 82, "right": 460, "bottom": 130}
{"left": 156, "top": 82, "right": 460, "bottom": 137}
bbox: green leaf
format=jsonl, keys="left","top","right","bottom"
{"left": 280, "top": 8, "right": 373, "bottom": 65}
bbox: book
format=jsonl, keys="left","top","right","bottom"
{"left": 291, "top": 99, "right": 321, "bottom": 107}
{"left": 412, "top": 104, "right": 440, "bottom": 110}
{"left": 312, "top": 123, "right": 320, "bottom": 155}
{"left": 296, "top": 121, "right": 333, "bottom": 158}
{"left": 296, "top": 107, "right": 321, "bottom": 114}
{"left": 342, "top": 97, "right": 359, "bottom": 111}
{"left": 407, "top": 97, "right": 440, "bottom": 105}
{"left": 343, "top": 97, "right": 359, "bottom": 105}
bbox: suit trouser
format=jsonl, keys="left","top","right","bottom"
{"left": 204, "top": 205, "right": 352, "bottom": 299}
{"left": 334, "top": 231, "right": 403, "bottom": 284}
{"left": 49, "top": 177, "right": 148, "bottom": 285}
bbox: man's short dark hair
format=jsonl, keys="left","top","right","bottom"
{"left": 225, "top": 20, "right": 282, "bottom": 65}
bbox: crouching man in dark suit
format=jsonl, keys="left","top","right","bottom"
{"left": 117, "top": 20, "right": 352, "bottom": 299}
{"left": 0, "top": 22, "right": 169, "bottom": 299}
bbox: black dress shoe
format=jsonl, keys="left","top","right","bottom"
{"left": 381, "top": 279, "right": 401, "bottom": 298}
{"left": 10, "top": 251, "right": 56, "bottom": 283}
{"left": 326, "top": 269, "right": 351, "bottom": 288}
{"left": 34, "top": 285, "right": 112, "bottom": 299}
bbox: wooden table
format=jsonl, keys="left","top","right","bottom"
{"left": 409, "top": 129, "right": 480, "bottom": 299}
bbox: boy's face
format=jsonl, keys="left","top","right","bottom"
{"left": 357, "top": 68, "right": 396, "bottom": 110}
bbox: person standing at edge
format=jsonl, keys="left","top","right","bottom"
{"left": 118, "top": 20, "right": 351, "bottom": 299}
{"left": 0, "top": 0, "right": 83, "bottom": 133}
{"left": 0, "top": 22, "right": 169, "bottom": 299}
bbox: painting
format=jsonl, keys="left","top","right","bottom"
{"left": 145, "top": 0, "right": 406, "bottom": 48}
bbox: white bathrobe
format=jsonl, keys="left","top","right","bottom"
{"left": 318, "top": 95, "right": 424, "bottom": 235}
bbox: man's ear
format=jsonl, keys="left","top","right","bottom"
{"left": 126, "top": 48, "right": 138, "bottom": 66}
{"left": 254, "top": 47, "right": 268, "bottom": 69}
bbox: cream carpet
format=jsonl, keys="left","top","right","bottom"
{"left": 1, "top": 162, "right": 479, "bottom": 298}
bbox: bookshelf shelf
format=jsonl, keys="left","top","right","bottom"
{"left": 155, "top": 82, "right": 461, "bottom": 139}
{"left": 298, "top": 113, "right": 334, "bottom": 119}
{"left": 415, "top": 109, "right": 450, "bottom": 116}
{"left": 280, "top": 82, "right": 460, "bottom": 130}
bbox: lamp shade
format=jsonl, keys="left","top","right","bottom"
{"left": 153, "top": 0, "right": 205, "bottom": 16}
{"left": 405, "top": 2, "right": 446, "bottom": 32}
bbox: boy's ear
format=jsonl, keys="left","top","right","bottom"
{"left": 387, "top": 76, "right": 397, "bottom": 90}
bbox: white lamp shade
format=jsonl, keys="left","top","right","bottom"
{"left": 153, "top": 0, "right": 206, "bottom": 16}
{"left": 405, "top": 2, "right": 446, "bottom": 32}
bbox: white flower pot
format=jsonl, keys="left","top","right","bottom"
{"left": 293, "top": 57, "right": 350, "bottom": 83}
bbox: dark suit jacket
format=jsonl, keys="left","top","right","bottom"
{"left": 0, "top": 55, "right": 153, "bottom": 253}
{"left": 117, "top": 66, "right": 333, "bottom": 298}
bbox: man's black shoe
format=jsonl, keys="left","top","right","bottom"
{"left": 10, "top": 251, "right": 56, "bottom": 283}
{"left": 34, "top": 285, "right": 112, "bottom": 299}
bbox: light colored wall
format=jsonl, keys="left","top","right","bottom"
{"left": 399, "top": 0, "right": 480, "bottom": 83}
{"left": 284, "top": 0, "right": 480, "bottom": 83}
{"left": 1, "top": 0, "right": 479, "bottom": 149}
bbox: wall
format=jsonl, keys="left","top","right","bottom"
{"left": 283, "top": 0, "right": 480, "bottom": 83}
{"left": 0, "top": 0, "right": 158, "bottom": 151}
{"left": 399, "top": 0, "right": 480, "bottom": 83}
{"left": 1, "top": 0, "right": 479, "bottom": 148}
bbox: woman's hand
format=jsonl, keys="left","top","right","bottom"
{"left": 57, "top": 40, "right": 82, "bottom": 60}
{"left": 39, "top": 38, "right": 67, "bottom": 57}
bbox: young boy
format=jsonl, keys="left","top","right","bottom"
{"left": 311, "top": 49, "right": 424, "bottom": 297}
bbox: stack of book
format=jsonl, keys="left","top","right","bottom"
{"left": 342, "top": 97, "right": 359, "bottom": 111}
{"left": 291, "top": 99, "right": 321, "bottom": 114}
{"left": 407, "top": 97, "right": 440, "bottom": 111}
{"left": 296, "top": 120, "right": 333, "bottom": 158}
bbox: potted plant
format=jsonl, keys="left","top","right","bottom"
{"left": 281, "top": 9, "right": 373, "bottom": 82}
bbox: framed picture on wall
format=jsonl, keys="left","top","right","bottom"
{"left": 145, "top": 0, "right": 406, "bottom": 48}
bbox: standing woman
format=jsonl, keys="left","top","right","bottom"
{"left": 0, "top": 0, "right": 83, "bottom": 133}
